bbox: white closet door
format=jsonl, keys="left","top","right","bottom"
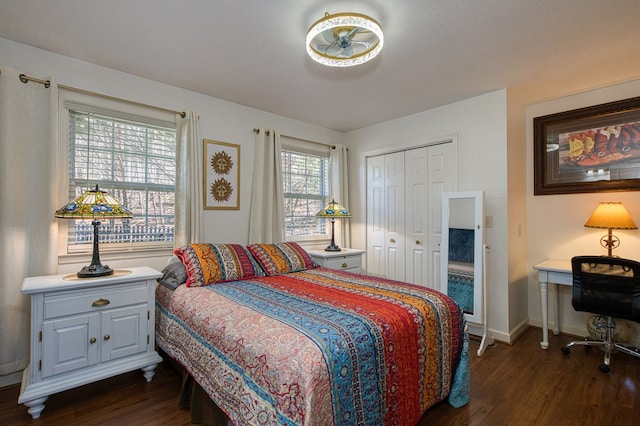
{"left": 426, "top": 143, "right": 457, "bottom": 290}
{"left": 405, "top": 143, "right": 456, "bottom": 288}
{"left": 384, "top": 152, "right": 405, "bottom": 281}
{"left": 405, "top": 147, "right": 429, "bottom": 285}
{"left": 366, "top": 142, "right": 455, "bottom": 284}
{"left": 366, "top": 155, "right": 386, "bottom": 277}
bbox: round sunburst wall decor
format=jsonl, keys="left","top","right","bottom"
{"left": 210, "top": 177, "right": 233, "bottom": 202}
{"left": 210, "top": 151, "right": 234, "bottom": 175}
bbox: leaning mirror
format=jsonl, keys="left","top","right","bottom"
{"left": 440, "top": 191, "right": 484, "bottom": 324}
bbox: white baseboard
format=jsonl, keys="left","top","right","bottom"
{"left": 467, "top": 319, "right": 538, "bottom": 346}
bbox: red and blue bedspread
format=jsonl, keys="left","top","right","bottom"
{"left": 156, "top": 267, "right": 469, "bottom": 425}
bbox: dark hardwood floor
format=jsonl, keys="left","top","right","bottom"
{"left": 2, "top": 327, "right": 639, "bottom": 425}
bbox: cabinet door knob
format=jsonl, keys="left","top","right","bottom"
{"left": 390, "top": 238, "right": 396, "bottom": 243}
{"left": 90, "top": 337, "right": 97, "bottom": 344}
{"left": 341, "top": 263, "right": 348, "bottom": 268}
{"left": 416, "top": 240, "right": 421, "bottom": 245}
{"left": 92, "top": 298, "right": 110, "bottom": 307}
{"left": 103, "top": 334, "right": 111, "bottom": 341}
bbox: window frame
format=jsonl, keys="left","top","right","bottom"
{"left": 57, "top": 90, "right": 177, "bottom": 261}
{"left": 280, "top": 136, "right": 331, "bottom": 243}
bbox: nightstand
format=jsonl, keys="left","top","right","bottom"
{"left": 307, "top": 248, "right": 366, "bottom": 273}
{"left": 18, "top": 266, "right": 163, "bottom": 419}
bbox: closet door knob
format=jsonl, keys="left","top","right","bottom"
{"left": 90, "top": 337, "right": 97, "bottom": 344}
{"left": 103, "top": 334, "right": 111, "bottom": 341}
{"left": 390, "top": 238, "right": 396, "bottom": 244}
{"left": 416, "top": 240, "right": 421, "bottom": 245}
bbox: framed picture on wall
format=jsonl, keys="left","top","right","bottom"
{"left": 534, "top": 96, "right": 640, "bottom": 195}
{"left": 204, "top": 139, "right": 240, "bottom": 209}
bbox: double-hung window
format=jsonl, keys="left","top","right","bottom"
{"left": 281, "top": 137, "right": 330, "bottom": 240}
{"left": 60, "top": 94, "right": 177, "bottom": 255}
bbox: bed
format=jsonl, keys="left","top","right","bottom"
{"left": 155, "top": 242, "right": 469, "bottom": 425}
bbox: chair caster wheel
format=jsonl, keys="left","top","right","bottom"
{"left": 598, "top": 363, "right": 610, "bottom": 373}
{"left": 561, "top": 346, "right": 570, "bottom": 354}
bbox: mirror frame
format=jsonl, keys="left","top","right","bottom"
{"left": 440, "top": 191, "right": 485, "bottom": 324}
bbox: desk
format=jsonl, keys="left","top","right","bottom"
{"left": 533, "top": 259, "right": 572, "bottom": 349}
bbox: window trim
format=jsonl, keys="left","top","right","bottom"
{"left": 57, "top": 89, "right": 177, "bottom": 260}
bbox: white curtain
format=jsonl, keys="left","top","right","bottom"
{"left": 0, "top": 67, "right": 58, "bottom": 377}
{"left": 174, "top": 111, "right": 203, "bottom": 247}
{"left": 329, "top": 144, "right": 351, "bottom": 248}
{"left": 248, "top": 129, "right": 285, "bottom": 243}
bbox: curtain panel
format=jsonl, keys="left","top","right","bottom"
{"left": 0, "top": 67, "right": 58, "bottom": 378}
{"left": 329, "top": 144, "right": 351, "bottom": 248}
{"left": 248, "top": 129, "right": 285, "bottom": 243}
{"left": 175, "top": 111, "right": 203, "bottom": 247}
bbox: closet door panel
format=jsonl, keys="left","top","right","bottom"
{"left": 384, "top": 152, "right": 405, "bottom": 281}
{"left": 427, "top": 143, "right": 457, "bottom": 290}
{"left": 405, "top": 147, "right": 428, "bottom": 286}
{"left": 366, "top": 156, "right": 386, "bottom": 277}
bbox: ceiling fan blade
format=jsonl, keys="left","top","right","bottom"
{"left": 351, "top": 41, "right": 374, "bottom": 50}
{"left": 339, "top": 46, "right": 354, "bottom": 58}
{"left": 321, "top": 28, "right": 335, "bottom": 44}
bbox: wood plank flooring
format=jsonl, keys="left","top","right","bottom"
{"left": 1, "top": 327, "right": 639, "bottom": 425}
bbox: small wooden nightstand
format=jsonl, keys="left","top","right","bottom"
{"left": 18, "top": 266, "right": 163, "bottom": 419}
{"left": 307, "top": 248, "right": 366, "bottom": 274}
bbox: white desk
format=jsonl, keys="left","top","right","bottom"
{"left": 533, "top": 259, "right": 572, "bottom": 349}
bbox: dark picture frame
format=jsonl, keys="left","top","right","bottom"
{"left": 534, "top": 96, "right": 640, "bottom": 195}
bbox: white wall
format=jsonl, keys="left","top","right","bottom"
{"left": 526, "top": 78, "right": 640, "bottom": 345}
{"left": 345, "top": 90, "right": 513, "bottom": 342}
{"left": 0, "top": 37, "right": 343, "bottom": 273}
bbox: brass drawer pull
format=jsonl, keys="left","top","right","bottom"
{"left": 104, "top": 334, "right": 111, "bottom": 341}
{"left": 90, "top": 337, "right": 96, "bottom": 344}
{"left": 92, "top": 298, "right": 110, "bottom": 307}
{"left": 341, "top": 263, "right": 348, "bottom": 268}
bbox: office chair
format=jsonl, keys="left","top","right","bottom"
{"left": 561, "top": 255, "right": 640, "bottom": 373}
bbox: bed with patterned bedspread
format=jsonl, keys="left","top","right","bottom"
{"left": 155, "top": 242, "right": 469, "bottom": 426}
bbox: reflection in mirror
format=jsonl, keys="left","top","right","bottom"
{"left": 447, "top": 225, "right": 475, "bottom": 315}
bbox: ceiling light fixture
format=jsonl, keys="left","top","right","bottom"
{"left": 306, "top": 12, "right": 384, "bottom": 67}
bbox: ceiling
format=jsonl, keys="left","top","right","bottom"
{"left": 1, "top": 0, "right": 639, "bottom": 132}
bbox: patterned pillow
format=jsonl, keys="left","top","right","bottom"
{"left": 174, "top": 243, "right": 265, "bottom": 287}
{"left": 246, "top": 242, "right": 316, "bottom": 276}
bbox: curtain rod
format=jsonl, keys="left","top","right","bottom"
{"left": 18, "top": 73, "right": 186, "bottom": 118}
{"left": 253, "top": 128, "right": 336, "bottom": 149}
{"left": 19, "top": 73, "right": 51, "bottom": 88}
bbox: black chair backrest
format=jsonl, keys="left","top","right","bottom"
{"left": 571, "top": 256, "right": 640, "bottom": 323}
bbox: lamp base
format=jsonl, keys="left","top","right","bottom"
{"left": 76, "top": 219, "right": 113, "bottom": 278}
{"left": 77, "top": 263, "right": 113, "bottom": 278}
{"left": 324, "top": 244, "right": 342, "bottom": 252}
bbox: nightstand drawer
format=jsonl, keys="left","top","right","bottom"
{"left": 325, "top": 256, "right": 362, "bottom": 270}
{"left": 307, "top": 248, "right": 366, "bottom": 274}
{"left": 44, "top": 282, "right": 148, "bottom": 319}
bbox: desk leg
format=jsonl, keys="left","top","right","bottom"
{"left": 539, "top": 280, "right": 549, "bottom": 349}
{"left": 552, "top": 283, "right": 560, "bottom": 336}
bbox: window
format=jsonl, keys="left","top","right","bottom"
{"left": 64, "top": 107, "right": 176, "bottom": 253}
{"left": 281, "top": 149, "right": 329, "bottom": 239}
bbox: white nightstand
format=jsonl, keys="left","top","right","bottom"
{"left": 18, "top": 266, "right": 163, "bottom": 419}
{"left": 307, "top": 248, "right": 366, "bottom": 274}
